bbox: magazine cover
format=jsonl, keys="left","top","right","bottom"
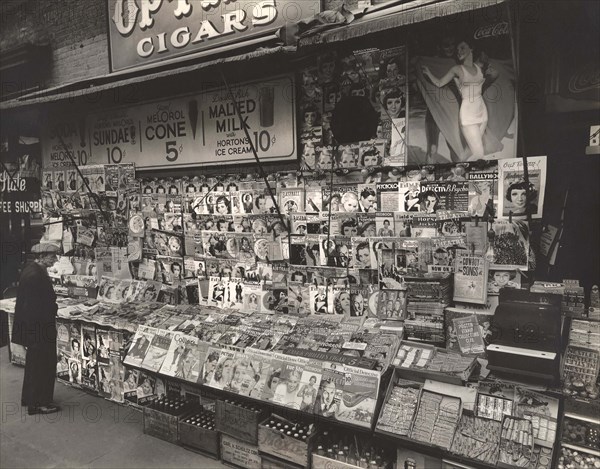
{"left": 106, "top": 354, "right": 125, "bottom": 403}
{"left": 242, "top": 283, "right": 264, "bottom": 314}
{"left": 436, "top": 210, "right": 466, "bottom": 236}
{"left": 452, "top": 314, "right": 486, "bottom": 355}
{"left": 291, "top": 213, "right": 308, "bottom": 235}
{"left": 123, "top": 325, "right": 156, "bottom": 367}
{"left": 278, "top": 188, "right": 305, "bottom": 214}
{"left": 96, "top": 329, "right": 111, "bottom": 364}
{"left": 309, "top": 284, "right": 332, "bottom": 315}
{"left": 377, "top": 288, "right": 407, "bottom": 319}
{"left": 331, "top": 285, "right": 352, "bottom": 316}
{"left": 321, "top": 235, "right": 342, "bottom": 268}
{"left": 56, "top": 319, "right": 72, "bottom": 381}
{"left": 295, "top": 359, "right": 323, "bottom": 412}
{"left": 80, "top": 325, "right": 96, "bottom": 360}
{"left": 357, "top": 183, "right": 378, "bottom": 213}
{"left": 426, "top": 236, "right": 468, "bottom": 274}
{"left": 388, "top": 117, "right": 407, "bottom": 165}
{"left": 376, "top": 182, "right": 400, "bottom": 213}
{"left": 225, "top": 277, "right": 245, "bottom": 310}
{"left": 370, "top": 236, "right": 395, "bottom": 270}
{"left": 305, "top": 185, "right": 323, "bottom": 214}
{"left": 373, "top": 213, "right": 395, "bottom": 238}
{"left": 393, "top": 212, "right": 413, "bottom": 237}
{"left": 356, "top": 212, "right": 376, "bottom": 237}
{"left": 352, "top": 237, "right": 373, "bottom": 270}
{"left": 97, "top": 363, "right": 112, "bottom": 397}
{"left": 411, "top": 214, "right": 438, "bottom": 238}
{"left": 198, "top": 346, "right": 221, "bottom": 385}
{"left": 467, "top": 170, "right": 497, "bottom": 218}
{"left": 68, "top": 357, "right": 82, "bottom": 385}
{"left": 242, "top": 349, "right": 274, "bottom": 399}
{"left": 488, "top": 269, "right": 521, "bottom": 295}
{"left": 159, "top": 333, "right": 200, "bottom": 382}
{"left": 445, "top": 305, "right": 496, "bottom": 353}
{"left": 498, "top": 156, "right": 547, "bottom": 219}
{"left": 261, "top": 352, "right": 288, "bottom": 402}
{"left": 488, "top": 220, "right": 529, "bottom": 270}
{"left": 122, "top": 367, "right": 140, "bottom": 404}
{"left": 136, "top": 371, "right": 157, "bottom": 405}
{"left": 290, "top": 236, "right": 308, "bottom": 266}
{"left": 207, "top": 276, "right": 227, "bottom": 308}
{"left": 358, "top": 140, "right": 386, "bottom": 169}
{"left": 208, "top": 349, "right": 237, "bottom": 391}
{"left": 421, "top": 181, "right": 469, "bottom": 213}
{"left": 252, "top": 234, "right": 273, "bottom": 263}
{"left": 141, "top": 329, "right": 173, "bottom": 372}
{"left": 313, "top": 362, "right": 344, "bottom": 418}
{"left": 272, "top": 356, "right": 308, "bottom": 409}
{"left": 398, "top": 182, "right": 422, "bottom": 212}
{"left": 336, "top": 144, "right": 360, "bottom": 169}
{"left": 453, "top": 255, "right": 489, "bottom": 304}
{"left": 464, "top": 221, "right": 489, "bottom": 255}
{"left": 336, "top": 366, "right": 380, "bottom": 428}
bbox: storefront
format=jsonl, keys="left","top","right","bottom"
{"left": 1, "top": 0, "right": 599, "bottom": 468}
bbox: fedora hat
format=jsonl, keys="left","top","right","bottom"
{"left": 31, "top": 242, "right": 60, "bottom": 254}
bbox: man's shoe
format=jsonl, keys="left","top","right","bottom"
{"left": 28, "top": 404, "right": 60, "bottom": 415}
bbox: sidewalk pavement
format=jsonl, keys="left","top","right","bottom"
{"left": 0, "top": 346, "right": 227, "bottom": 468}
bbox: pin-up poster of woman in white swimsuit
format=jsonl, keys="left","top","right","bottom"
{"left": 408, "top": 10, "right": 516, "bottom": 164}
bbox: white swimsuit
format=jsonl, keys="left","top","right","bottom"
{"left": 455, "top": 64, "right": 488, "bottom": 126}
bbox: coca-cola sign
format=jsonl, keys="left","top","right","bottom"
{"left": 474, "top": 21, "right": 509, "bottom": 40}
{"left": 568, "top": 63, "right": 600, "bottom": 94}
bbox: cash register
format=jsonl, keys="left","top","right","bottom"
{"left": 487, "top": 289, "right": 562, "bottom": 385}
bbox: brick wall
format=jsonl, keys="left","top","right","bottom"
{"left": 0, "top": 0, "right": 109, "bottom": 90}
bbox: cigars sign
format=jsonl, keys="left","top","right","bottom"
{"left": 41, "top": 75, "right": 296, "bottom": 169}
{"left": 107, "top": 0, "right": 320, "bottom": 71}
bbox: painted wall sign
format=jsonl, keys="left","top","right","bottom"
{"left": 107, "top": 0, "right": 321, "bottom": 71}
{"left": 41, "top": 75, "right": 296, "bottom": 170}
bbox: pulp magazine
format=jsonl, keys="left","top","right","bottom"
{"left": 335, "top": 365, "right": 380, "bottom": 428}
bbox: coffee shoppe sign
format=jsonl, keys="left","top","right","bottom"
{"left": 41, "top": 75, "right": 296, "bottom": 170}
{"left": 108, "top": 0, "right": 321, "bottom": 71}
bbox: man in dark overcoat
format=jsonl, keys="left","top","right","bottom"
{"left": 12, "top": 242, "right": 60, "bottom": 415}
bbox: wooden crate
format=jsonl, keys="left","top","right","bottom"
{"left": 257, "top": 417, "right": 316, "bottom": 467}
{"left": 143, "top": 407, "right": 181, "bottom": 444}
{"left": 220, "top": 434, "right": 261, "bottom": 469}
{"left": 216, "top": 400, "right": 266, "bottom": 445}
{"left": 178, "top": 419, "right": 220, "bottom": 458}
{"left": 261, "top": 453, "right": 305, "bottom": 469}
{"left": 312, "top": 453, "right": 362, "bottom": 469}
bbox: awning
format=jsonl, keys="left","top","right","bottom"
{"left": 298, "top": 0, "right": 508, "bottom": 47}
{"left": 0, "top": 44, "right": 295, "bottom": 111}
